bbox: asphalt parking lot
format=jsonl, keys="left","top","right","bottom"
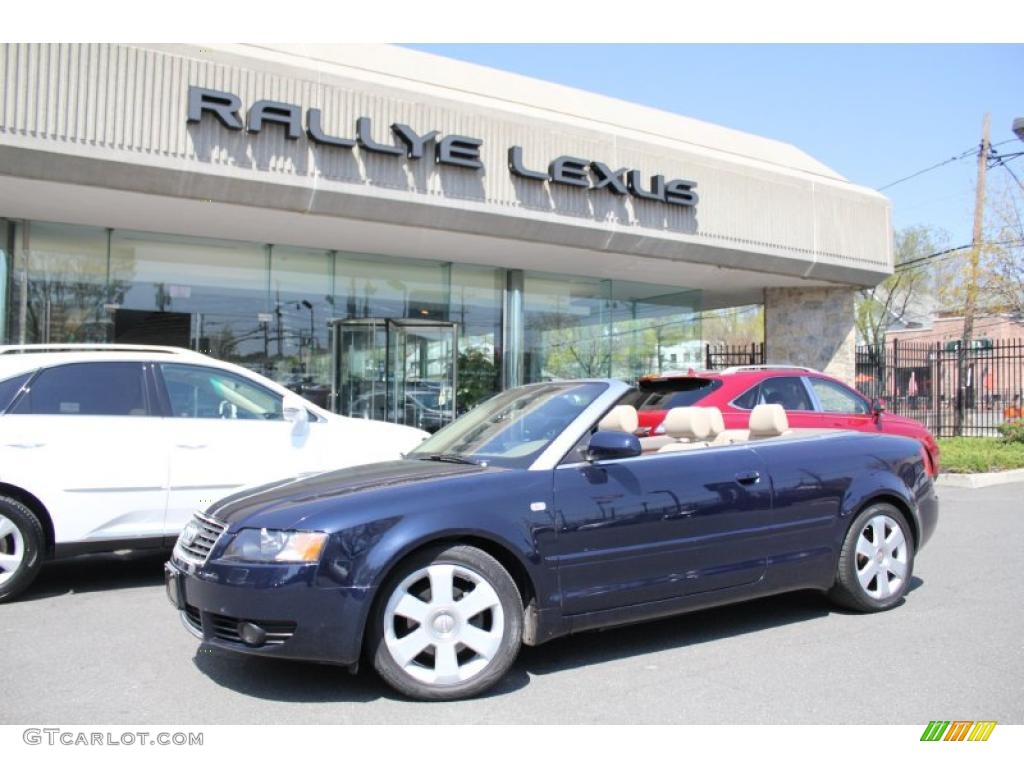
{"left": 2, "top": 482, "right": 1022, "bottom": 725}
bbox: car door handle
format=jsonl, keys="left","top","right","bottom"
{"left": 735, "top": 470, "right": 761, "bottom": 485}
{"left": 662, "top": 506, "right": 697, "bottom": 520}
{"left": 4, "top": 442, "right": 45, "bottom": 449}
{"left": 175, "top": 443, "right": 208, "bottom": 450}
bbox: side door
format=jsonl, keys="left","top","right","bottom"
{"left": 0, "top": 361, "right": 170, "bottom": 545}
{"left": 550, "top": 443, "right": 772, "bottom": 615}
{"left": 748, "top": 436, "right": 852, "bottom": 589}
{"left": 158, "top": 362, "right": 336, "bottom": 536}
{"left": 804, "top": 376, "right": 876, "bottom": 431}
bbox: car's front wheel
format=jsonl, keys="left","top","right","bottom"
{"left": 0, "top": 496, "right": 45, "bottom": 603}
{"left": 370, "top": 544, "right": 523, "bottom": 701}
{"left": 829, "top": 502, "right": 915, "bottom": 612}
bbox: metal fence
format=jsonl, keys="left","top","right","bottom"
{"left": 704, "top": 342, "right": 764, "bottom": 371}
{"left": 855, "top": 338, "right": 1024, "bottom": 437}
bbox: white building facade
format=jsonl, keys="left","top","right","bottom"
{"left": 0, "top": 43, "right": 891, "bottom": 425}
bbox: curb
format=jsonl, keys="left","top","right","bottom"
{"left": 936, "top": 468, "right": 1024, "bottom": 489}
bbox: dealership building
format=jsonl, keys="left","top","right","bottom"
{"left": 0, "top": 43, "right": 892, "bottom": 426}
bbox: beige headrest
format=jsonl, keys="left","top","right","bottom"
{"left": 598, "top": 405, "right": 639, "bottom": 434}
{"left": 662, "top": 407, "right": 711, "bottom": 441}
{"left": 749, "top": 404, "right": 788, "bottom": 436}
{"left": 703, "top": 407, "right": 725, "bottom": 437}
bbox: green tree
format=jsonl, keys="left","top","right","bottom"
{"left": 457, "top": 347, "right": 498, "bottom": 412}
{"left": 856, "top": 225, "right": 940, "bottom": 348}
{"left": 701, "top": 305, "right": 764, "bottom": 346}
{"left": 984, "top": 179, "right": 1024, "bottom": 315}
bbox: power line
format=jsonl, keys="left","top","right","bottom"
{"left": 877, "top": 146, "right": 978, "bottom": 191}
{"left": 894, "top": 239, "right": 1024, "bottom": 271}
{"left": 990, "top": 153, "right": 1024, "bottom": 192}
{"left": 875, "top": 138, "right": 1022, "bottom": 193}
{"left": 895, "top": 244, "right": 971, "bottom": 270}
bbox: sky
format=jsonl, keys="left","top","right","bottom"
{"left": 406, "top": 44, "right": 1024, "bottom": 251}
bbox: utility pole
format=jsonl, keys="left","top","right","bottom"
{"left": 956, "top": 112, "right": 991, "bottom": 436}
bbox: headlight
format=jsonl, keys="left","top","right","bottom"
{"left": 221, "top": 528, "right": 328, "bottom": 563}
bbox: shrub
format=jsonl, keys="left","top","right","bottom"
{"left": 998, "top": 420, "right": 1024, "bottom": 444}
{"left": 937, "top": 437, "right": 1024, "bottom": 473}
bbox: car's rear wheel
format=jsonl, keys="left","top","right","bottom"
{"left": 829, "top": 502, "right": 914, "bottom": 612}
{"left": 0, "top": 496, "right": 45, "bottom": 603}
{"left": 370, "top": 544, "right": 523, "bottom": 701}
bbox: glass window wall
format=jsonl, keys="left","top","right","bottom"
{"left": 109, "top": 228, "right": 270, "bottom": 375}
{"left": 522, "top": 272, "right": 701, "bottom": 384}
{"left": 1, "top": 218, "right": 701, "bottom": 421}
{"left": 269, "top": 246, "right": 334, "bottom": 407}
{"left": 9, "top": 221, "right": 109, "bottom": 344}
{"left": 609, "top": 281, "right": 703, "bottom": 381}
{"left": 450, "top": 264, "right": 503, "bottom": 412}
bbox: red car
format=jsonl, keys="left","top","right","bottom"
{"left": 629, "top": 365, "right": 940, "bottom": 476}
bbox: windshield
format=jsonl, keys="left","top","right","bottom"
{"left": 407, "top": 381, "right": 608, "bottom": 468}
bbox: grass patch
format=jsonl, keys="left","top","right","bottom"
{"left": 937, "top": 438, "right": 1024, "bottom": 474}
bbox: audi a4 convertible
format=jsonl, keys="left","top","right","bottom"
{"left": 166, "top": 379, "right": 938, "bottom": 700}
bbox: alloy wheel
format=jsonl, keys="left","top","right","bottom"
{"left": 0, "top": 513, "right": 26, "bottom": 587}
{"left": 382, "top": 563, "right": 505, "bottom": 686}
{"left": 855, "top": 514, "right": 909, "bottom": 600}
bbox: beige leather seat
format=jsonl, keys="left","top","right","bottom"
{"left": 703, "top": 407, "right": 725, "bottom": 441}
{"left": 656, "top": 407, "right": 711, "bottom": 452}
{"left": 598, "top": 404, "right": 639, "bottom": 434}
{"left": 714, "top": 403, "right": 790, "bottom": 444}
{"left": 748, "top": 403, "right": 790, "bottom": 440}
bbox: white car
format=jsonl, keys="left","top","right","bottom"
{"left": 0, "top": 344, "right": 428, "bottom": 602}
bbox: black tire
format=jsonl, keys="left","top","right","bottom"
{"left": 369, "top": 544, "right": 523, "bottom": 701}
{"left": 0, "top": 496, "right": 46, "bottom": 603}
{"left": 829, "top": 502, "right": 915, "bottom": 612}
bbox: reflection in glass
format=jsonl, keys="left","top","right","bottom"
{"left": 11, "top": 222, "right": 111, "bottom": 343}
{"left": 609, "top": 280, "right": 702, "bottom": 381}
{"left": 523, "top": 274, "right": 701, "bottom": 384}
{"left": 109, "top": 228, "right": 270, "bottom": 374}
{"left": 269, "top": 246, "right": 333, "bottom": 407}
{"left": 450, "top": 264, "right": 502, "bottom": 413}
{"left": 523, "top": 274, "right": 611, "bottom": 382}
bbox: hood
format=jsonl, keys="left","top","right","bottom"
{"left": 207, "top": 459, "right": 488, "bottom": 530}
{"left": 881, "top": 412, "right": 931, "bottom": 435}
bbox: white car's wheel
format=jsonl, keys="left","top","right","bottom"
{"left": 830, "top": 503, "right": 915, "bottom": 612}
{"left": 370, "top": 545, "right": 523, "bottom": 700}
{"left": 0, "top": 497, "right": 45, "bottom": 603}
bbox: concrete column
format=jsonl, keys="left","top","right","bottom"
{"left": 764, "top": 286, "right": 857, "bottom": 385}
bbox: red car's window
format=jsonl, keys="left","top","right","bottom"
{"left": 808, "top": 378, "right": 870, "bottom": 414}
{"left": 630, "top": 378, "right": 723, "bottom": 410}
{"left": 734, "top": 376, "right": 814, "bottom": 411}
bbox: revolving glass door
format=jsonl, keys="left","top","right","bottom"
{"left": 331, "top": 318, "right": 457, "bottom": 433}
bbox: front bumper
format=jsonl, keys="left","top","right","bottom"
{"left": 165, "top": 558, "right": 372, "bottom": 666}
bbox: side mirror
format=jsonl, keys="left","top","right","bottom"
{"left": 871, "top": 398, "right": 886, "bottom": 419}
{"left": 282, "top": 394, "right": 310, "bottom": 427}
{"left": 585, "top": 430, "right": 642, "bottom": 462}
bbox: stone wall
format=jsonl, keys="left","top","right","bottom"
{"left": 764, "top": 287, "right": 857, "bottom": 384}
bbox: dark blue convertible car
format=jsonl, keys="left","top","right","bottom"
{"left": 166, "top": 379, "right": 938, "bottom": 700}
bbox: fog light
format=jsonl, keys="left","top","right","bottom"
{"left": 238, "top": 621, "right": 267, "bottom": 647}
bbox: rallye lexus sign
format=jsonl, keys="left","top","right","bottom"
{"left": 187, "top": 86, "right": 698, "bottom": 208}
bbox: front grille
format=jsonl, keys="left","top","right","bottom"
{"left": 208, "top": 612, "right": 297, "bottom": 646}
{"left": 174, "top": 512, "right": 227, "bottom": 565}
